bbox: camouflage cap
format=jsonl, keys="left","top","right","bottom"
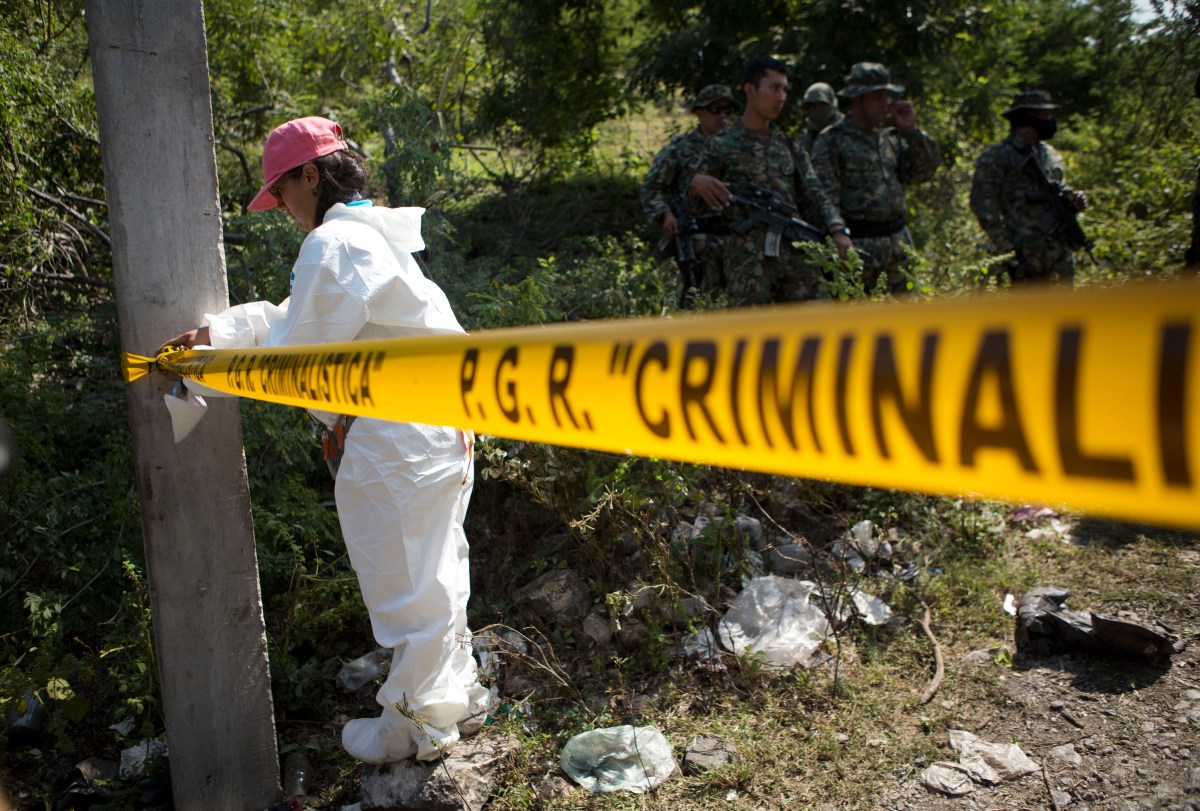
{"left": 838, "top": 62, "right": 904, "bottom": 98}
{"left": 691, "top": 84, "right": 740, "bottom": 111}
{"left": 802, "top": 82, "right": 837, "bottom": 106}
{"left": 1002, "top": 90, "right": 1060, "bottom": 117}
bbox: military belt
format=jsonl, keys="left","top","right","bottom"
{"left": 844, "top": 217, "right": 907, "bottom": 238}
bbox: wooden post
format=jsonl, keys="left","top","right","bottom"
{"left": 85, "top": 2, "right": 281, "bottom": 808}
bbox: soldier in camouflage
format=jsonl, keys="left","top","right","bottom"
{"left": 810, "top": 62, "right": 941, "bottom": 295}
{"left": 689, "top": 56, "right": 851, "bottom": 307}
{"left": 639, "top": 84, "right": 738, "bottom": 298}
{"left": 797, "top": 82, "right": 843, "bottom": 154}
{"left": 970, "top": 90, "right": 1088, "bottom": 285}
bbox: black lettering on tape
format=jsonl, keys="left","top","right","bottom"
{"left": 610, "top": 342, "right": 634, "bottom": 376}
{"left": 757, "top": 337, "right": 821, "bottom": 452}
{"left": 871, "top": 333, "right": 939, "bottom": 462}
{"left": 680, "top": 341, "right": 723, "bottom": 443}
{"left": 363, "top": 352, "right": 383, "bottom": 408}
{"left": 1159, "top": 322, "right": 1191, "bottom": 487}
{"left": 635, "top": 341, "right": 670, "bottom": 438}
{"left": 1056, "top": 327, "right": 1134, "bottom": 481}
{"left": 730, "top": 339, "right": 748, "bottom": 445}
{"left": 960, "top": 330, "right": 1038, "bottom": 472}
{"left": 226, "top": 355, "right": 241, "bottom": 390}
{"left": 496, "top": 346, "right": 520, "bottom": 423}
{"left": 461, "top": 348, "right": 479, "bottom": 417}
{"left": 548, "top": 345, "right": 579, "bottom": 429}
{"left": 836, "top": 337, "right": 855, "bottom": 456}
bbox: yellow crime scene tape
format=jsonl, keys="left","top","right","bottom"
{"left": 124, "top": 279, "right": 1200, "bottom": 528}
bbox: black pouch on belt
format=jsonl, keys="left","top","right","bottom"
{"left": 320, "top": 415, "right": 357, "bottom": 479}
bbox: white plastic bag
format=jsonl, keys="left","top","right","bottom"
{"left": 560, "top": 725, "right": 676, "bottom": 793}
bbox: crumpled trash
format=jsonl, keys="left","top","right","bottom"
{"left": 679, "top": 627, "right": 725, "bottom": 671}
{"left": 559, "top": 725, "right": 676, "bottom": 793}
{"left": 1024, "top": 517, "right": 1073, "bottom": 544}
{"left": 1015, "top": 586, "right": 1173, "bottom": 660}
{"left": 718, "top": 576, "right": 831, "bottom": 669}
{"left": 109, "top": 718, "right": 136, "bottom": 738}
{"left": 119, "top": 738, "right": 168, "bottom": 779}
{"left": 335, "top": 648, "right": 391, "bottom": 693}
{"left": 5, "top": 689, "right": 45, "bottom": 741}
{"left": 1009, "top": 504, "right": 1058, "bottom": 523}
{"left": 1002, "top": 593, "right": 1017, "bottom": 616}
{"left": 921, "top": 730, "right": 1040, "bottom": 796}
{"left": 831, "top": 520, "right": 894, "bottom": 572}
{"left": 919, "top": 761, "right": 977, "bottom": 796}
{"left": 846, "top": 589, "right": 892, "bottom": 626}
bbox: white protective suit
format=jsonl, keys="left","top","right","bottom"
{"left": 202, "top": 202, "right": 491, "bottom": 763}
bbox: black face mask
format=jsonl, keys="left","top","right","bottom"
{"left": 1011, "top": 110, "right": 1058, "bottom": 140}
{"left": 1033, "top": 117, "right": 1058, "bottom": 140}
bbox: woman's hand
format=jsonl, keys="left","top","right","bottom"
{"left": 157, "top": 326, "right": 211, "bottom": 355}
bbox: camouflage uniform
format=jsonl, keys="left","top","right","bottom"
{"left": 640, "top": 85, "right": 738, "bottom": 294}
{"left": 639, "top": 128, "right": 708, "bottom": 226}
{"left": 797, "top": 82, "right": 844, "bottom": 155}
{"left": 810, "top": 64, "right": 941, "bottom": 295}
{"left": 692, "top": 119, "right": 845, "bottom": 306}
{"left": 970, "top": 91, "right": 1080, "bottom": 284}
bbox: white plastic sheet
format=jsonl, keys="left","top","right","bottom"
{"left": 718, "top": 576, "right": 832, "bottom": 668}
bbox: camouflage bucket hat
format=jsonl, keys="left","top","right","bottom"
{"left": 691, "top": 84, "right": 740, "bottom": 111}
{"left": 802, "top": 82, "right": 837, "bottom": 106}
{"left": 1002, "top": 90, "right": 1060, "bottom": 117}
{"left": 838, "top": 62, "right": 904, "bottom": 98}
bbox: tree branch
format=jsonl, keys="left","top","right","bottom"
{"left": 918, "top": 603, "right": 945, "bottom": 704}
{"left": 26, "top": 187, "right": 110, "bottom": 248}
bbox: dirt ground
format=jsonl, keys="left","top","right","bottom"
{"left": 877, "top": 539, "right": 1200, "bottom": 811}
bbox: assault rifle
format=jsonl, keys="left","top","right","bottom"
{"left": 667, "top": 195, "right": 703, "bottom": 308}
{"left": 726, "top": 183, "right": 827, "bottom": 258}
{"left": 1019, "top": 153, "right": 1097, "bottom": 266}
{"left": 658, "top": 193, "right": 727, "bottom": 308}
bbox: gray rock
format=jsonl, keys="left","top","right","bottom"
{"left": 499, "top": 630, "right": 529, "bottom": 657}
{"left": 502, "top": 674, "right": 539, "bottom": 699}
{"left": 734, "top": 515, "right": 764, "bottom": 549}
{"left": 1049, "top": 743, "right": 1083, "bottom": 766}
{"left": 513, "top": 569, "right": 591, "bottom": 623}
{"left": 964, "top": 648, "right": 999, "bottom": 665}
{"left": 360, "top": 734, "right": 520, "bottom": 811}
{"left": 682, "top": 735, "right": 738, "bottom": 775}
{"left": 616, "top": 617, "right": 649, "bottom": 650}
{"left": 75, "top": 757, "right": 119, "bottom": 782}
{"left": 657, "top": 594, "right": 711, "bottom": 628}
{"left": 628, "top": 582, "right": 659, "bottom": 612}
{"left": 581, "top": 608, "right": 613, "bottom": 645}
{"left": 535, "top": 773, "right": 574, "bottom": 801}
{"left": 767, "top": 543, "right": 813, "bottom": 574}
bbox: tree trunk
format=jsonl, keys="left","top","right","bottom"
{"left": 85, "top": 2, "right": 281, "bottom": 808}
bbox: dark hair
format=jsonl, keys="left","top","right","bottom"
{"left": 311, "top": 149, "right": 368, "bottom": 224}
{"left": 742, "top": 56, "right": 789, "bottom": 88}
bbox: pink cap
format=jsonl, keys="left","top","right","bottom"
{"left": 248, "top": 116, "right": 348, "bottom": 211}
